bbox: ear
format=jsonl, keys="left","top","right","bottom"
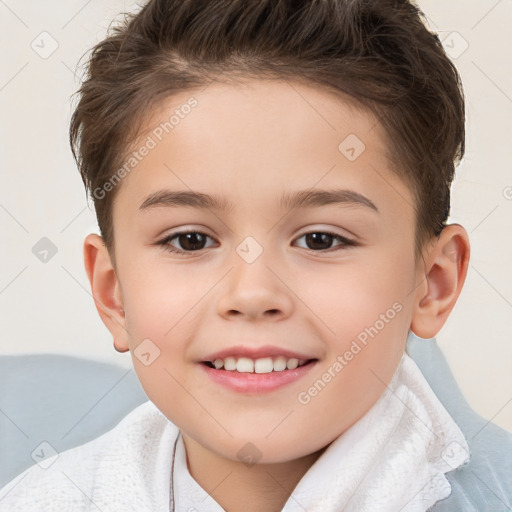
{"left": 83, "top": 233, "right": 130, "bottom": 353}
{"left": 410, "top": 224, "right": 470, "bottom": 339}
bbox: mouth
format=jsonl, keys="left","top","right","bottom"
{"left": 198, "top": 356, "right": 319, "bottom": 393}
{"left": 201, "top": 356, "right": 318, "bottom": 373}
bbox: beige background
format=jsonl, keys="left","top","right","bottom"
{"left": 0, "top": 0, "right": 511, "bottom": 432}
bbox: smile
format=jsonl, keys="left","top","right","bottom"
{"left": 203, "top": 356, "right": 314, "bottom": 373}
{"left": 199, "top": 358, "right": 318, "bottom": 393}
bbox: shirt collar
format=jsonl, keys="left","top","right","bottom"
{"left": 171, "top": 352, "right": 470, "bottom": 512}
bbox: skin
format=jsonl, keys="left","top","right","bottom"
{"left": 84, "top": 79, "right": 470, "bottom": 512}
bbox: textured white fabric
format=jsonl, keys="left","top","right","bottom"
{"left": 0, "top": 400, "right": 175, "bottom": 511}
{"left": 0, "top": 352, "right": 469, "bottom": 512}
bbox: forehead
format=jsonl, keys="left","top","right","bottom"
{"left": 140, "top": 78, "right": 387, "bottom": 161}
{"left": 112, "top": 78, "right": 413, "bottom": 227}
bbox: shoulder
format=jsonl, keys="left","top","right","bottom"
{"left": 0, "top": 401, "right": 176, "bottom": 512}
{"left": 408, "top": 336, "right": 512, "bottom": 510}
{"left": 431, "top": 419, "right": 512, "bottom": 511}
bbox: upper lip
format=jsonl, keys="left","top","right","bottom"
{"left": 200, "top": 345, "right": 318, "bottom": 363}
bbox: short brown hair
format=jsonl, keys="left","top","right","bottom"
{"left": 70, "top": 0, "right": 465, "bottom": 260}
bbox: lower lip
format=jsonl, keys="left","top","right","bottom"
{"left": 198, "top": 360, "right": 318, "bottom": 393}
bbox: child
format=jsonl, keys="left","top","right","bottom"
{"left": 1, "top": 0, "right": 511, "bottom": 510}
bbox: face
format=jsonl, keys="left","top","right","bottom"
{"left": 109, "top": 79, "right": 421, "bottom": 465}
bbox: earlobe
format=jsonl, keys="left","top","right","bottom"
{"left": 410, "top": 224, "right": 470, "bottom": 339}
{"left": 83, "top": 234, "right": 130, "bottom": 353}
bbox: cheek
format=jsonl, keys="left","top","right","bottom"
{"left": 121, "top": 266, "right": 200, "bottom": 341}
{"left": 299, "top": 251, "right": 414, "bottom": 402}
{"left": 119, "top": 270, "right": 202, "bottom": 424}
{"left": 301, "top": 253, "right": 413, "bottom": 340}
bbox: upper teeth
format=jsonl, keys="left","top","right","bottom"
{"left": 211, "top": 356, "right": 308, "bottom": 373}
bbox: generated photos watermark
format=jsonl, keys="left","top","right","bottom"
{"left": 297, "top": 301, "right": 403, "bottom": 405}
{"left": 93, "top": 97, "right": 198, "bottom": 201}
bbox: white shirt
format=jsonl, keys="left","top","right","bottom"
{"left": 0, "top": 352, "right": 469, "bottom": 512}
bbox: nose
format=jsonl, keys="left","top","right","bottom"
{"left": 217, "top": 251, "right": 294, "bottom": 322}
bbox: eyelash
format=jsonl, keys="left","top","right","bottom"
{"left": 157, "top": 229, "right": 356, "bottom": 255}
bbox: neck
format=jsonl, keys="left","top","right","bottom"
{"left": 180, "top": 433, "right": 328, "bottom": 512}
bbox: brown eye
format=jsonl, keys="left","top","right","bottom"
{"left": 159, "top": 231, "right": 215, "bottom": 254}
{"left": 175, "top": 232, "right": 208, "bottom": 251}
{"left": 305, "top": 233, "right": 334, "bottom": 250}
{"left": 295, "top": 231, "right": 354, "bottom": 252}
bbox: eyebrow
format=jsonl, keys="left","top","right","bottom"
{"left": 139, "top": 188, "right": 378, "bottom": 213}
